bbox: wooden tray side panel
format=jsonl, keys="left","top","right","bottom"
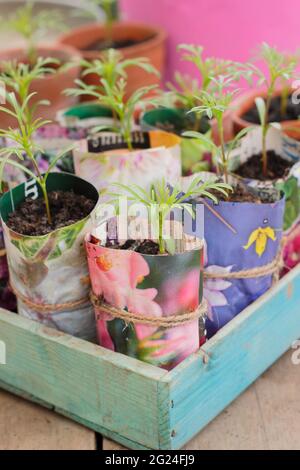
{"left": 0, "top": 311, "right": 167, "bottom": 449}
{"left": 166, "top": 266, "right": 300, "bottom": 449}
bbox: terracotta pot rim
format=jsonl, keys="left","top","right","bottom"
{"left": 58, "top": 21, "right": 167, "bottom": 57}
{"left": 0, "top": 43, "right": 82, "bottom": 80}
{"left": 231, "top": 87, "right": 297, "bottom": 129}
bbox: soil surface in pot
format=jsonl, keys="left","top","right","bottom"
{"left": 105, "top": 238, "right": 160, "bottom": 255}
{"left": 82, "top": 35, "right": 154, "bottom": 52}
{"left": 7, "top": 190, "right": 96, "bottom": 236}
{"left": 234, "top": 151, "right": 292, "bottom": 181}
{"left": 242, "top": 95, "right": 300, "bottom": 124}
{"left": 151, "top": 113, "right": 209, "bottom": 135}
{"left": 209, "top": 183, "right": 261, "bottom": 203}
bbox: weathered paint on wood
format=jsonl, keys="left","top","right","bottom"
{"left": 104, "top": 350, "right": 300, "bottom": 450}
{"left": 0, "top": 310, "right": 167, "bottom": 449}
{"left": 163, "top": 265, "right": 300, "bottom": 449}
{"left": 0, "top": 265, "right": 300, "bottom": 450}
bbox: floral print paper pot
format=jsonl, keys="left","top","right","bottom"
{"left": 0, "top": 173, "right": 99, "bottom": 341}
{"left": 73, "top": 131, "right": 182, "bottom": 200}
{"left": 229, "top": 126, "right": 300, "bottom": 231}
{"left": 0, "top": 225, "right": 16, "bottom": 312}
{"left": 85, "top": 235, "right": 204, "bottom": 370}
{"left": 32, "top": 104, "right": 117, "bottom": 174}
{"left": 282, "top": 221, "right": 300, "bottom": 274}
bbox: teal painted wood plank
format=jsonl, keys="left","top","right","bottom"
{"left": 0, "top": 378, "right": 150, "bottom": 450}
{"left": 0, "top": 311, "right": 167, "bottom": 449}
{"left": 165, "top": 265, "right": 300, "bottom": 449}
{"left": 1, "top": 266, "right": 299, "bottom": 450}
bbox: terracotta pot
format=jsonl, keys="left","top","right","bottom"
{"left": 231, "top": 88, "right": 300, "bottom": 140}
{"left": 58, "top": 21, "right": 167, "bottom": 100}
{"left": 0, "top": 44, "right": 81, "bottom": 129}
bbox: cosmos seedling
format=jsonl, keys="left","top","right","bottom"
{"left": 109, "top": 177, "right": 232, "bottom": 254}
{"left": 0, "top": 92, "right": 73, "bottom": 225}
{"left": 183, "top": 75, "right": 253, "bottom": 183}
{"left": 167, "top": 44, "right": 252, "bottom": 130}
{"left": 0, "top": 58, "right": 58, "bottom": 120}
{"left": 1, "top": 1, "right": 66, "bottom": 65}
{"left": 66, "top": 50, "right": 160, "bottom": 150}
{"left": 251, "top": 43, "right": 299, "bottom": 176}
{"left": 66, "top": 48, "right": 159, "bottom": 99}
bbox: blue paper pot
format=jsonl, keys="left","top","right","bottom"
{"left": 203, "top": 195, "right": 285, "bottom": 337}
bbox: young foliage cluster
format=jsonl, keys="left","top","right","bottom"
{"left": 1, "top": 1, "right": 66, "bottom": 65}
{"left": 184, "top": 75, "right": 253, "bottom": 182}
{"left": 251, "top": 43, "right": 300, "bottom": 175}
{"left": 66, "top": 49, "right": 160, "bottom": 150}
{"left": 109, "top": 177, "right": 232, "bottom": 254}
{"left": 0, "top": 92, "right": 72, "bottom": 225}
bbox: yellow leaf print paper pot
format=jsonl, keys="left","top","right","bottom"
{"left": 180, "top": 173, "right": 286, "bottom": 340}
{"left": 244, "top": 227, "right": 277, "bottom": 257}
{"left": 203, "top": 191, "right": 285, "bottom": 338}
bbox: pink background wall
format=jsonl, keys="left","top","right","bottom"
{"left": 120, "top": 0, "right": 300, "bottom": 81}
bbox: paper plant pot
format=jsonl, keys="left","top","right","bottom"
{"left": 204, "top": 194, "right": 285, "bottom": 338}
{"left": 73, "top": 130, "right": 182, "bottom": 199}
{"left": 57, "top": 102, "right": 115, "bottom": 131}
{"left": 282, "top": 221, "right": 300, "bottom": 274}
{"left": 180, "top": 173, "right": 285, "bottom": 338}
{"left": 58, "top": 22, "right": 166, "bottom": 101}
{"left": 229, "top": 126, "right": 300, "bottom": 231}
{"left": 0, "top": 172, "right": 99, "bottom": 341}
{"left": 85, "top": 232, "right": 204, "bottom": 370}
{"left": 33, "top": 104, "right": 117, "bottom": 174}
{"left": 140, "top": 107, "right": 213, "bottom": 175}
{"left": 0, "top": 225, "right": 16, "bottom": 312}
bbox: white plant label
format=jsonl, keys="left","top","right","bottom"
{"left": 25, "top": 179, "right": 39, "bottom": 201}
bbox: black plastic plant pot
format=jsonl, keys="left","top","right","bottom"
{"left": 86, "top": 230, "right": 205, "bottom": 370}
{"left": 141, "top": 107, "right": 212, "bottom": 175}
{"left": 0, "top": 172, "right": 99, "bottom": 341}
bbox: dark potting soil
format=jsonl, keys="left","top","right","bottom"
{"left": 234, "top": 151, "right": 292, "bottom": 181}
{"left": 82, "top": 36, "right": 154, "bottom": 52}
{"left": 7, "top": 190, "right": 96, "bottom": 236}
{"left": 210, "top": 183, "right": 261, "bottom": 203}
{"left": 153, "top": 114, "right": 209, "bottom": 135}
{"left": 106, "top": 238, "right": 160, "bottom": 255}
{"left": 242, "top": 94, "right": 300, "bottom": 124}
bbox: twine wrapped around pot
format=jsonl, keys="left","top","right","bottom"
{"left": 9, "top": 282, "right": 90, "bottom": 314}
{"left": 203, "top": 246, "right": 284, "bottom": 284}
{"left": 0, "top": 173, "right": 99, "bottom": 341}
{"left": 91, "top": 294, "right": 207, "bottom": 328}
{"left": 86, "top": 219, "right": 205, "bottom": 370}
